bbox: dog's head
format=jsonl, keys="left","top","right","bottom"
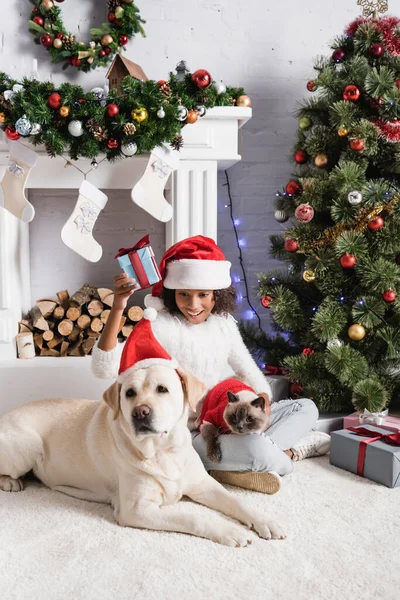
{"left": 103, "top": 366, "right": 206, "bottom": 438}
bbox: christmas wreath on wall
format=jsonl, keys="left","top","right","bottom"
{"left": 29, "top": 0, "right": 145, "bottom": 72}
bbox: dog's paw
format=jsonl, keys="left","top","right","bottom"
{"left": 212, "top": 524, "right": 253, "bottom": 547}
{"left": 253, "top": 519, "right": 286, "bottom": 541}
{"left": 207, "top": 442, "right": 222, "bottom": 463}
{"left": 0, "top": 475, "right": 24, "bottom": 492}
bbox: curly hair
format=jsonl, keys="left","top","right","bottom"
{"left": 161, "top": 286, "right": 237, "bottom": 316}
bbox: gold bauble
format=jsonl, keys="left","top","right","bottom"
{"left": 314, "top": 153, "right": 328, "bottom": 168}
{"left": 131, "top": 107, "right": 148, "bottom": 123}
{"left": 338, "top": 127, "right": 349, "bottom": 137}
{"left": 101, "top": 34, "right": 113, "bottom": 47}
{"left": 303, "top": 269, "right": 316, "bottom": 282}
{"left": 236, "top": 95, "right": 252, "bottom": 107}
{"left": 41, "top": 0, "right": 54, "bottom": 11}
{"left": 59, "top": 106, "right": 70, "bottom": 117}
{"left": 348, "top": 324, "right": 366, "bottom": 341}
{"left": 53, "top": 38, "right": 63, "bottom": 49}
{"left": 0, "top": 112, "right": 6, "bottom": 123}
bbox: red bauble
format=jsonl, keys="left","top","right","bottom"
{"left": 370, "top": 43, "right": 384, "bottom": 57}
{"left": 57, "top": 32, "right": 63, "bottom": 39}
{"left": 99, "top": 50, "right": 106, "bottom": 58}
{"left": 295, "top": 150, "right": 308, "bottom": 164}
{"left": 261, "top": 295, "right": 273, "bottom": 308}
{"left": 306, "top": 80, "right": 317, "bottom": 92}
{"left": 290, "top": 383, "right": 303, "bottom": 397}
{"left": 32, "top": 7, "right": 39, "bottom": 12}
{"left": 284, "top": 239, "right": 299, "bottom": 253}
{"left": 396, "top": 79, "right": 400, "bottom": 89}
{"left": 343, "top": 84, "right": 361, "bottom": 102}
{"left": 302, "top": 348, "right": 315, "bottom": 355}
{"left": 349, "top": 138, "right": 365, "bottom": 151}
{"left": 40, "top": 34, "right": 53, "bottom": 48}
{"left": 119, "top": 34, "right": 129, "bottom": 45}
{"left": 383, "top": 289, "right": 396, "bottom": 302}
{"left": 48, "top": 92, "right": 62, "bottom": 109}
{"left": 71, "top": 57, "right": 81, "bottom": 67}
{"left": 191, "top": 69, "right": 212, "bottom": 89}
{"left": 107, "top": 103, "right": 120, "bottom": 117}
{"left": 33, "top": 16, "right": 44, "bottom": 26}
{"left": 295, "top": 203, "right": 314, "bottom": 223}
{"left": 285, "top": 181, "right": 301, "bottom": 196}
{"left": 104, "top": 47, "right": 111, "bottom": 55}
{"left": 107, "top": 138, "right": 119, "bottom": 149}
{"left": 108, "top": 12, "right": 116, "bottom": 22}
{"left": 5, "top": 126, "right": 20, "bottom": 141}
{"left": 369, "top": 97, "right": 385, "bottom": 110}
{"left": 157, "top": 80, "right": 167, "bottom": 86}
{"left": 340, "top": 253, "right": 357, "bottom": 268}
{"left": 332, "top": 48, "right": 345, "bottom": 62}
{"left": 368, "top": 216, "right": 385, "bottom": 230}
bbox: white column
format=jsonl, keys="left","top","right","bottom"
{"left": 166, "top": 160, "right": 218, "bottom": 247}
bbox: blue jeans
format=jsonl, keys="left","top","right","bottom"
{"left": 191, "top": 398, "right": 318, "bottom": 476}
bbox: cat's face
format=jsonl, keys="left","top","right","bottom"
{"left": 223, "top": 390, "right": 269, "bottom": 435}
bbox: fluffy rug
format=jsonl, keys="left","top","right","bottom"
{"left": 0, "top": 457, "right": 398, "bottom": 600}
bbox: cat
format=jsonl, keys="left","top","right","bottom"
{"left": 197, "top": 378, "right": 270, "bottom": 463}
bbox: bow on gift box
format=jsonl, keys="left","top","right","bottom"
{"left": 114, "top": 234, "right": 150, "bottom": 259}
{"left": 115, "top": 234, "right": 160, "bottom": 289}
{"left": 348, "top": 426, "right": 400, "bottom": 477}
{"left": 359, "top": 408, "right": 389, "bottom": 426}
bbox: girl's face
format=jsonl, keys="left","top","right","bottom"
{"left": 175, "top": 290, "right": 215, "bottom": 324}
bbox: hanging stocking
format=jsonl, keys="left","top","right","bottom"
{"left": 131, "top": 143, "right": 179, "bottom": 222}
{"left": 0, "top": 141, "right": 37, "bottom": 222}
{"left": 61, "top": 180, "right": 108, "bottom": 263}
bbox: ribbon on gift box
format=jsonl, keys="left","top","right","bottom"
{"left": 348, "top": 426, "right": 400, "bottom": 477}
{"left": 359, "top": 408, "right": 389, "bottom": 426}
{"left": 115, "top": 234, "right": 154, "bottom": 288}
{"left": 264, "top": 364, "right": 289, "bottom": 376}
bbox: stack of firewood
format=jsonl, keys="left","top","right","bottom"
{"left": 17, "top": 284, "right": 144, "bottom": 358}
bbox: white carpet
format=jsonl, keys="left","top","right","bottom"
{"left": 0, "top": 457, "right": 399, "bottom": 600}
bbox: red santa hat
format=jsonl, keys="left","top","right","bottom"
{"left": 118, "top": 307, "right": 178, "bottom": 383}
{"left": 145, "top": 235, "right": 231, "bottom": 311}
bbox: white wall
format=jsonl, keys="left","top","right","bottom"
{"left": 3, "top": 0, "right": 362, "bottom": 325}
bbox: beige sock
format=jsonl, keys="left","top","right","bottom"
{"left": 0, "top": 141, "right": 37, "bottom": 222}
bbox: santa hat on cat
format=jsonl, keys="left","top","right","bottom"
{"left": 145, "top": 235, "right": 232, "bottom": 311}
{"left": 118, "top": 307, "right": 178, "bottom": 383}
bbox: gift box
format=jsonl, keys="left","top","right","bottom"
{"left": 343, "top": 411, "right": 400, "bottom": 433}
{"left": 266, "top": 375, "right": 290, "bottom": 403}
{"left": 115, "top": 234, "right": 161, "bottom": 291}
{"left": 330, "top": 425, "right": 400, "bottom": 488}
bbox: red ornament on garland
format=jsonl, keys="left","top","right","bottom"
{"left": 340, "top": 253, "right": 357, "bottom": 268}
{"left": 99, "top": 50, "right": 106, "bottom": 57}
{"left": 350, "top": 138, "right": 365, "bottom": 151}
{"left": 107, "top": 104, "right": 120, "bottom": 117}
{"left": 33, "top": 16, "right": 44, "bottom": 26}
{"left": 284, "top": 239, "right": 299, "bottom": 253}
{"left": 290, "top": 383, "right": 303, "bottom": 397}
{"left": 368, "top": 216, "right": 385, "bottom": 230}
{"left": 306, "top": 80, "right": 317, "bottom": 92}
{"left": 285, "top": 181, "right": 301, "bottom": 196}
{"left": 108, "top": 13, "right": 116, "bottom": 22}
{"left": 71, "top": 57, "right": 81, "bottom": 67}
{"left": 383, "top": 289, "right": 396, "bottom": 302}
{"left": 56, "top": 32, "right": 63, "bottom": 39}
{"left": 370, "top": 43, "right": 384, "bottom": 57}
{"left": 48, "top": 92, "right": 62, "bottom": 109}
{"left": 107, "top": 138, "right": 119, "bottom": 149}
{"left": 396, "top": 80, "right": 400, "bottom": 89}
{"left": 332, "top": 48, "right": 345, "bottom": 62}
{"left": 295, "top": 203, "right": 314, "bottom": 223}
{"left": 5, "top": 126, "right": 20, "bottom": 141}
{"left": 302, "top": 348, "right": 315, "bottom": 355}
{"left": 295, "top": 150, "right": 308, "bottom": 164}
{"left": 343, "top": 85, "right": 361, "bottom": 102}
{"left": 104, "top": 47, "right": 111, "bottom": 55}
{"left": 119, "top": 34, "right": 129, "bottom": 45}
{"left": 261, "top": 295, "right": 273, "bottom": 308}
{"left": 191, "top": 69, "right": 212, "bottom": 89}
{"left": 40, "top": 34, "right": 53, "bottom": 48}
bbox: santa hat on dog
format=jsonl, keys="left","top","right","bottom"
{"left": 118, "top": 308, "right": 178, "bottom": 383}
{"left": 145, "top": 235, "right": 231, "bottom": 311}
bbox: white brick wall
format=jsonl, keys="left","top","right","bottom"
{"left": 3, "top": 0, "right": 361, "bottom": 324}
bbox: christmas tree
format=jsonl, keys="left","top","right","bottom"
{"left": 244, "top": 6, "right": 400, "bottom": 414}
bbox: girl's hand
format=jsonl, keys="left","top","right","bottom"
{"left": 113, "top": 273, "right": 139, "bottom": 311}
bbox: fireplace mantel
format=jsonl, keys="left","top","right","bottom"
{"left": 0, "top": 106, "right": 251, "bottom": 377}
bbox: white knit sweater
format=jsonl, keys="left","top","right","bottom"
{"left": 91, "top": 310, "right": 272, "bottom": 396}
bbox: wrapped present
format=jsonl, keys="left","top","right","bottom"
{"left": 343, "top": 411, "right": 400, "bottom": 433}
{"left": 115, "top": 234, "right": 161, "bottom": 291}
{"left": 330, "top": 425, "right": 400, "bottom": 488}
{"left": 266, "top": 375, "right": 290, "bottom": 403}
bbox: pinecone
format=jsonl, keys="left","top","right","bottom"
{"left": 170, "top": 134, "right": 183, "bottom": 151}
{"left": 159, "top": 83, "right": 172, "bottom": 98}
{"left": 86, "top": 118, "right": 99, "bottom": 133}
{"left": 108, "top": 0, "right": 119, "bottom": 11}
{"left": 124, "top": 122, "right": 137, "bottom": 136}
{"left": 93, "top": 125, "right": 109, "bottom": 142}
{"left": 228, "top": 97, "right": 235, "bottom": 105}
{"left": 62, "top": 34, "right": 75, "bottom": 51}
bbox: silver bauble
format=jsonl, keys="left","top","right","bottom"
{"left": 121, "top": 142, "right": 138, "bottom": 157}
{"left": 177, "top": 106, "right": 188, "bottom": 121}
{"left": 348, "top": 190, "right": 363, "bottom": 205}
{"left": 213, "top": 80, "right": 226, "bottom": 94}
{"left": 91, "top": 159, "right": 98, "bottom": 169}
{"left": 327, "top": 339, "right": 342, "bottom": 348}
{"left": 195, "top": 104, "right": 206, "bottom": 117}
{"left": 274, "top": 210, "right": 289, "bottom": 223}
{"left": 68, "top": 120, "right": 84, "bottom": 137}
{"left": 30, "top": 123, "right": 42, "bottom": 135}
{"left": 15, "top": 114, "right": 32, "bottom": 136}
{"left": 157, "top": 107, "right": 166, "bottom": 119}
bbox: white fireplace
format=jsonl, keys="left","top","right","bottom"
{"left": 0, "top": 107, "right": 251, "bottom": 413}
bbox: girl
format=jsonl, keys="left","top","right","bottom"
{"left": 92, "top": 236, "right": 330, "bottom": 494}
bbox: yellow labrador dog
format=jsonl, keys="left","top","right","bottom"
{"left": 0, "top": 365, "right": 285, "bottom": 546}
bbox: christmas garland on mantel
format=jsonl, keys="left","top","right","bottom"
{"left": 29, "top": 0, "right": 145, "bottom": 73}
{"left": 0, "top": 70, "right": 250, "bottom": 161}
